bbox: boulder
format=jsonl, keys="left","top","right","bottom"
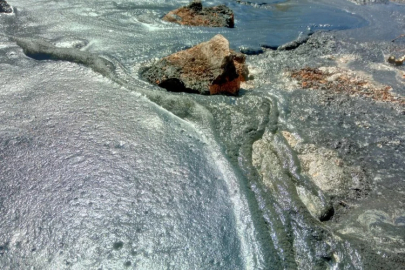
{"left": 141, "top": 34, "right": 249, "bottom": 95}
{"left": 252, "top": 136, "right": 334, "bottom": 222}
{"left": 0, "top": 0, "right": 12, "bottom": 13}
{"left": 162, "top": 1, "right": 234, "bottom": 28}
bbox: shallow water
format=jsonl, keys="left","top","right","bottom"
{"left": 0, "top": 0, "right": 403, "bottom": 269}
{"left": 0, "top": 60, "right": 263, "bottom": 269}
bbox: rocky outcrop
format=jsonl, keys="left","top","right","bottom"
{"left": 0, "top": 0, "right": 12, "bottom": 13}
{"left": 141, "top": 34, "right": 249, "bottom": 95}
{"left": 162, "top": 1, "right": 234, "bottom": 28}
{"left": 252, "top": 134, "right": 334, "bottom": 221}
{"left": 281, "top": 131, "right": 368, "bottom": 199}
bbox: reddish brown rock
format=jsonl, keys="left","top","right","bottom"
{"left": 289, "top": 67, "right": 405, "bottom": 106}
{"left": 232, "top": 51, "right": 249, "bottom": 82}
{"left": 162, "top": 1, "right": 234, "bottom": 28}
{"left": 141, "top": 34, "right": 249, "bottom": 95}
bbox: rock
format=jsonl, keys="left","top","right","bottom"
{"left": 281, "top": 131, "right": 368, "bottom": 198}
{"left": 289, "top": 67, "right": 405, "bottom": 106}
{"left": 232, "top": 51, "right": 250, "bottom": 82}
{"left": 0, "top": 0, "right": 12, "bottom": 13}
{"left": 141, "top": 34, "right": 249, "bottom": 95}
{"left": 387, "top": 55, "right": 404, "bottom": 66}
{"left": 277, "top": 34, "right": 311, "bottom": 51}
{"left": 162, "top": 1, "right": 234, "bottom": 28}
{"left": 252, "top": 135, "right": 334, "bottom": 222}
{"left": 296, "top": 186, "right": 333, "bottom": 221}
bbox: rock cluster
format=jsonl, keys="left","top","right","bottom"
{"left": 0, "top": 0, "right": 12, "bottom": 13}
{"left": 141, "top": 34, "right": 249, "bottom": 95}
{"left": 162, "top": 1, "right": 234, "bottom": 28}
{"left": 387, "top": 55, "right": 404, "bottom": 66}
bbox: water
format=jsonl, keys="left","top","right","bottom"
{"left": 0, "top": 0, "right": 402, "bottom": 269}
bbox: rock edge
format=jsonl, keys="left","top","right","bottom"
{"left": 141, "top": 34, "right": 249, "bottom": 95}
{"left": 162, "top": 1, "right": 234, "bottom": 28}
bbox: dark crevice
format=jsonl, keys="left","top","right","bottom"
{"left": 158, "top": 78, "right": 201, "bottom": 94}
{"left": 24, "top": 52, "right": 54, "bottom": 61}
{"left": 240, "top": 47, "right": 264, "bottom": 55}
{"left": 319, "top": 206, "right": 335, "bottom": 222}
{"left": 260, "top": 44, "right": 278, "bottom": 50}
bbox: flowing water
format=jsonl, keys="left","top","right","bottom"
{"left": 0, "top": 0, "right": 403, "bottom": 269}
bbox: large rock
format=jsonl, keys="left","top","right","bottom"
{"left": 281, "top": 131, "right": 368, "bottom": 198}
{"left": 252, "top": 135, "right": 334, "bottom": 222}
{"left": 0, "top": 0, "right": 12, "bottom": 13}
{"left": 141, "top": 34, "right": 249, "bottom": 95}
{"left": 162, "top": 1, "right": 234, "bottom": 28}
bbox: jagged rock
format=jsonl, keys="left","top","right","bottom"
{"left": 0, "top": 0, "right": 12, "bottom": 13}
{"left": 162, "top": 1, "right": 234, "bottom": 28}
{"left": 141, "top": 34, "right": 249, "bottom": 95}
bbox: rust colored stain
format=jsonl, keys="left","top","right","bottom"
{"left": 290, "top": 67, "right": 404, "bottom": 106}
{"left": 209, "top": 77, "right": 241, "bottom": 95}
{"left": 162, "top": 4, "right": 234, "bottom": 28}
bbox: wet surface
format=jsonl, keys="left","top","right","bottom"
{"left": 0, "top": 61, "right": 259, "bottom": 269}
{"left": 1, "top": 0, "right": 405, "bottom": 269}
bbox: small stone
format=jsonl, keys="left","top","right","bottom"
{"left": 162, "top": 1, "right": 234, "bottom": 28}
{"left": 141, "top": 34, "right": 249, "bottom": 95}
{"left": 113, "top": 241, "right": 124, "bottom": 250}
{"left": 388, "top": 55, "right": 404, "bottom": 66}
{"left": 0, "top": 0, "right": 12, "bottom": 13}
{"left": 394, "top": 59, "right": 404, "bottom": 66}
{"left": 387, "top": 56, "right": 396, "bottom": 64}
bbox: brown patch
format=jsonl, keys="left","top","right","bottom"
{"left": 290, "top": 67, "right": 405, "bottom": 106}
{"left": 209, "top": 77, "right": 240, "bottom": 95}
{"left": 143, "top": 34, "right": 247, "bottom": 95}
{"left": 162, "top": 3, "right": 234, "bottom": 28}
{"left": 161, "top": 35, "right": 247, "bottom": 94}
{"left": 231, "top": 50, "right": 249, "bottom": 82}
